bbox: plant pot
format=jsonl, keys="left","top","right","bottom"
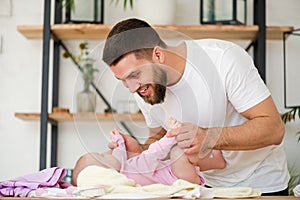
{"left": 134, "top": 0, "right": 175, "bottom": 25}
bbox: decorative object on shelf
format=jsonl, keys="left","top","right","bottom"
{"left": 59, "top": 0, "right": 104, "bottom": 24}
{"left": 76, "top": 58, "right": 97, "bottom": 112}
{"left": 63, "top": 42, "right": 98, "bottom": 112}
{"left": 200, "top": 0, "right": 247, "bottom": 25}
{"left": 282, "top": 29, "right": 300, "bottom": 143}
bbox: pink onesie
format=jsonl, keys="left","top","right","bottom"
{"left": 111, "top": 133, "right": 205, "bottom": 186}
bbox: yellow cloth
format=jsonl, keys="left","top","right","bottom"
{"left": 77, "top": 165, "right": 261, "bottom": 198}
{"left": 77, "top": 165, "right": 198, "bottom": 197}
{"left": 213, "top": 187, "right": 261, "bottom": 198}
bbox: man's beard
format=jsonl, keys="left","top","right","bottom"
{"left": 139, "top": 83, "right": 166, "bottom": 105}
{"left": 139, "top": 67, "right": 167, "bottom": 105}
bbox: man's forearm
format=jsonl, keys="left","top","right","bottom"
{"left": 212, "top": 115, "right": 284, "bottom": 150}
{"left": 213, "top": 97, "right": 284, "bottom": 150}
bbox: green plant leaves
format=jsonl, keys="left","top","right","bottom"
{"left": 281, "top": 107, "right": 300, "bottom": 123}
{"left": 110, "top": 0, "right": 133, "bottom": 10}
{"left": 59, "top": 0, "right": 76, "bottom": 11}
{"left": 282, "top": 107, "right": 300, "bottom": 143}
{"left": 62, "top": 42, "right": 98, "bottom": 88}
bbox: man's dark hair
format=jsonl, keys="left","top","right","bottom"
{"left": 102, "top": 18, "right": 167, "bottom": 66}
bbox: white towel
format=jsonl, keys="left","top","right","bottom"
{"left": 294, "top": 184, "right": 300, "bottom": 197}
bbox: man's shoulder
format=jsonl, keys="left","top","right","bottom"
{"left": 190, "top": 38, "right": 237, "bottom": 51}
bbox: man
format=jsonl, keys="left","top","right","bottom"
{"left": 102, "top": 18, "right": 289, "bottom": 195}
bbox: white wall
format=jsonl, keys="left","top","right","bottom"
{"left": 0, "top": 0, "right": 299, "bottom": 181}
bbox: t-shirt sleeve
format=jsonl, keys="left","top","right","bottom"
{"left": 221, "top": 45, "right": 270, "bottom": 113}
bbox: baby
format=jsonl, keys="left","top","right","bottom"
{"left": 72, "top": 118, "right": 226, "bottom": 186}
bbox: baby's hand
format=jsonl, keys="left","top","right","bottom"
{"left": 166, "top": 117, "right": 182, "bottom": 137}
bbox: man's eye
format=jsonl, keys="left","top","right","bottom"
{"left": 128, "top": 72, "right": 140, "bottom": 79}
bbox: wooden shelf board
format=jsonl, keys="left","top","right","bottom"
{"left": 17, "top": 24, "right": 294, "bottom": 41}
{"left": 15, "top": 112, "right": 41, "bottom": 121}
{"left": 265, "top": 26, "right": 293, "bottom": 40}
{"left": 15, "top": 112, "right": 145, "bottom": 122}
{"left": 158, "top": 25, "right": 259, "bottom": 40}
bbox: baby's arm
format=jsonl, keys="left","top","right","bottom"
{"left": 124, "top": 133, "right": 177, "bottom": 173}
{"left": 112, "top": 128, "right": 176, "bottom": 162}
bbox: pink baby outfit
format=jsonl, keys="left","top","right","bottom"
{"left": 0, "top": 167, "right": 69, "bottom": 197}
{"left": 112, "top": 133, "right": 205, "bottom": 186}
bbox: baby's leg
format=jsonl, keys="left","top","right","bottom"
{"left": 111, "top": 129, "right": 128, "bottom": 163}
{"left": 210, "top": 150, "right": 226, "bottom": 169}
{"left": 170, "top": 145, "right": 201, "bottom": 185}
{"left": 197, "top": 150, "right": 226, "bottom": 171}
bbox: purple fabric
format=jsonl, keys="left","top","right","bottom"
{"left": 0, "top": 167, "right": 67, "bottom": 197}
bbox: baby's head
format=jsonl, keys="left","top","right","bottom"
{"left": 72, "top": 152, "right": 120, "bottom": 186}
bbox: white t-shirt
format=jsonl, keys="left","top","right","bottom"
{"left": 134, "top": 39, "right": 289, "bottom": 193}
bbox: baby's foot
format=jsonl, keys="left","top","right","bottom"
{"left": 166, "top": 117, "right": 181, "bottom": 137}
{"left": 110, "top": 129, "right": 125, "bottom": 145}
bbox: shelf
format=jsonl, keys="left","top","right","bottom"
{"left": 15, "top": 112, "right": 145, "bottom": 122}
{"left": 16, "top": 24, "right": 294, "bottom": 41}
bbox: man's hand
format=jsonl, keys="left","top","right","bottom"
{"left": 175, "top": 123, "right": 220, "bottom": 158}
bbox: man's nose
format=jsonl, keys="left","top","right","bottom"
{"left": 125, "top": 80, "right": 140, "bottom": 93}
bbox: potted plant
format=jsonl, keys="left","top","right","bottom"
{"left": 281, "top": 107, "right": 300, "bottom": 142}
{"left": 63, "top": 42, "right": 98, "bottom": 112}
{"left": 281, "top": 107, "right": 300, "bottom": 195}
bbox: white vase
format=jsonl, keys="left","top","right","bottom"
{"left": 76, "top": 84, "right": 96, "bottom": 112}
{"left": 134, "top": 0, "right": 175, "bottom": 25}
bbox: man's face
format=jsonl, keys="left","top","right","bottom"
{"left": 111, "top": 53, "right": 167, "bottom": 105}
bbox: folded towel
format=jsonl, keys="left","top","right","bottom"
{"left": 294, "top": 184, "right": 300, "bottom": 197}
{"left": 0, "top": 167, "right": 68, "bottom": 197}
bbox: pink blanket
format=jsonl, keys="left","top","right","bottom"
{"left": 0, "top": 167, "right": 69, "bottom": 197}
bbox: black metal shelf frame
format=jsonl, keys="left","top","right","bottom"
{"left": 39, "top": 0, "right": 267, "bottom": 170}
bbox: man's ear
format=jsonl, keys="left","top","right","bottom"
{"left": 152, "top": 46, "right": 165, "bottom": 63}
